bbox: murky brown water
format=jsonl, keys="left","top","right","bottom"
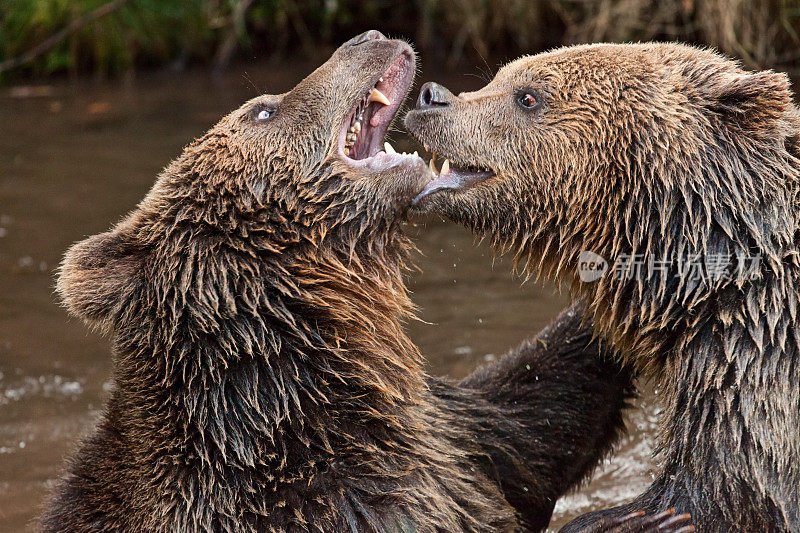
{"left": 0, "top": 60, "right": 657, "bottom": 531}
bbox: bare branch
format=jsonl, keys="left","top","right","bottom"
{"left": 0, "top": 0, "right": 128, "bottom": 74}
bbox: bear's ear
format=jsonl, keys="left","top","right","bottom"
{"left": 704, "top": 70, "right": 792, "bottom": 129}
{"left": 56, "top": 229, "right": 144, "bottom": 333}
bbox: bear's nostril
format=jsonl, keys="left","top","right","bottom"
{"left": 351, "top": 30, "right": 386, "bottom": 46}
{"left": 421, "top": 87, "right": 433, "bottom": 106}
{"left": 418, "top": 82, "right": 451, "bottom": 109}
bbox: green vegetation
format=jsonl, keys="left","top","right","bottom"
{"left": 1, "top": 0, "right": 799, "bottom": 79}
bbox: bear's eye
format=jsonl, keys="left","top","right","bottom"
{"left": 254, "top": 106, "right": 275, "bottom": 122}
{"left": 516, "top": 92, "right": 538, "bottom": 110}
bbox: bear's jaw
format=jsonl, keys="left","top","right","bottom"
{"left": 412, "top": 153, "right": 495, "bottom": 205}
{"left": 337, "top": 51, "right": 425, "bottom": 173}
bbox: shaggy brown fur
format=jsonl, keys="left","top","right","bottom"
{"left": 45, "top": 33, "right": 686, "bottom": 532}
{"left": 406, "top": 42, "right": 800, "bottom": 531}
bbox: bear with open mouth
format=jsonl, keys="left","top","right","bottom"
{"left": 406, "top": 42, "right": 800, "bottom": 532}
{"left": 45, "top": 33, "right": 690, "bottom": 532}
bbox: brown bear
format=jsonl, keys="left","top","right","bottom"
{"left": 44, "top": 32, "right": 689, "bottom": 532}
{"left": 405, "top": 42, "right": 800, "bottom": 531}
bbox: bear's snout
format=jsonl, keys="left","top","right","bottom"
{"left": 417, "top": 82, "right": 453, "bottom": 109}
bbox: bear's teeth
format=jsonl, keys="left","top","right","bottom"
{"left": 440, "top": 159, "right": 450, "bottom": 174}
{"left": 368, "top": 88, "right": 391, "bottom": 106}
{"left": 353, "top": 121, "right": 361, "bottom": 132}
{"left": 384, "top": 142, "right": 396, "bottom": 154}
{"left": 429, "top": 158, "right": 437, "bottom": 173}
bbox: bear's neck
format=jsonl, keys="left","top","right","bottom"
{"left": 114, "top": 238, "right": 427, "bottom": 483}
{"left": 564, "top": 180, "right": 800, "bottom": 509}
{"left": 575, "top": 161, "right": 799, "bottom": 365}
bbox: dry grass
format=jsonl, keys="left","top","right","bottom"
{"left": 428, "top": 0, "right": 800, "bottom": 73}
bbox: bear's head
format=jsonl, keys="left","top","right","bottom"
{"left": 58, "top": 31, "right": 429, "bottom": 343}
{"left": 406, "top": 43, "right": 800, "bottom": 362}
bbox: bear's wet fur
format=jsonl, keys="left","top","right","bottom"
{"left": 406, "top": 42, "right": 800, "bottom": 531}
{"left": 42, "top": 33, "right": 661, "bottom": 532}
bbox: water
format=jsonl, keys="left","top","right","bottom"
{"left": 0, "top": 60, "right": 657, "bottom": 531}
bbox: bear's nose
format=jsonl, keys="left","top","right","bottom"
{"left": 417, "top": 82, "right": 452, "bottom": 109}
{"left": 351, "top": 30, "right": 385, "bottom": 46}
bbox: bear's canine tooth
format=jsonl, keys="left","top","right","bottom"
{"left": 369, "top": 88, "right": 391, "bottom": 106}
{"left": 384, "top": 142, "right": 396, "bottom": 154}
{"left": 429, "top": 158, "right": 438, "bottom": 174}
{"left": 440, "top": 159, "right": 450, "bottom": 175}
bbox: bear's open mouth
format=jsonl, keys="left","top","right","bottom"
{"left": 411, "top": 153, "right": 494, "bottom": 205}
{"left": 339, "top": 51, "right": 421, "bottom": 169}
